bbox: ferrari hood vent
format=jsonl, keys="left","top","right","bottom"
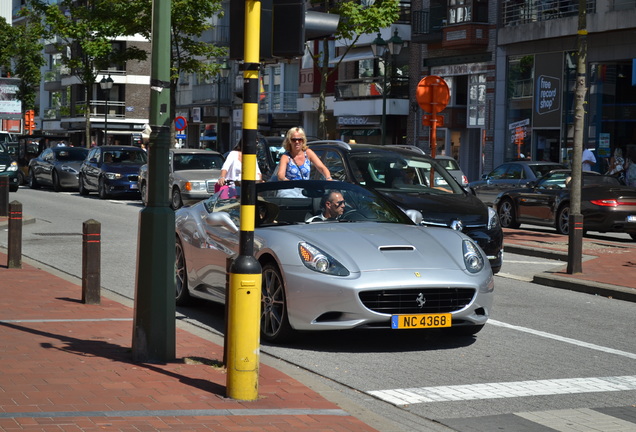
{"left": 379, "top": 245, "right": 416, "bottom": 252}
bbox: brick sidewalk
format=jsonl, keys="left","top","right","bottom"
{"left": 503, "top": 228, "right": 636, "bottom": 295}
{"left": 0, "top": 254, "right": 381, "bottom": 432}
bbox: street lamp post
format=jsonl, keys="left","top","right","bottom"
{"left": 216, "top": 61, "right": 231, "bottom": 153}
{"left": 100, "top": 75, "right": 114, "bottom": 146}
{"left": 371, "top": 30, "right": 404, "bottom": 146}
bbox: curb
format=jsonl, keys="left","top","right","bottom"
{"left": 0, "top": 215, "right": 37, "bottom": 228}
{"left": 506, "top": 243, "right": 636, "bottom": 303}
{"left": 505, "top": 244, "right": 568, "bottom": 262}
{"left": 532, "top": 272, "right": 636, "bottom": 302}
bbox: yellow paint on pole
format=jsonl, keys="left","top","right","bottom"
{"left": 226, "top": 0, "right": 262, "bottom": 401}
{"left": 226, "top": 273, "right": 261, "bottom": 399}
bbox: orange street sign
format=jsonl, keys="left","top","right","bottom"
{"left": 416, "top": 76, "right": 450, "bottom": 114}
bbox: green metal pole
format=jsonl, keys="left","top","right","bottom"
{"left": 132, "top": 0, "right": 176, "bottom": 363}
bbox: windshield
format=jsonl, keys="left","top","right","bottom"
{"left": 204, "top": 180, "right": 414, "bottom": 226}
{"left": 173, "top": 153, "right": 224, "bottom": 170}
{"left": 349, "top": 153, "right": 463, "bottom": 194}
{"left": 54, "top": 147, "right": 88, "bottom": 161}
{"left": 436, "top": 157, "right": 460, "bottom": 171}
{"left": 103, "top": 150, "right": 147, "bottom": 164}
{"left": 530, "top": 163, "right": 564, "bottom": 178}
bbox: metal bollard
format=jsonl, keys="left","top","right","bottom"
{"left": 0, "top": 176, "right": 9, "bottom": 217}
{"left": 7, "top": 201, "right": 22, "bottom": 269}
{"left": 82, "top": 219, "right": 101, "bottom": 304}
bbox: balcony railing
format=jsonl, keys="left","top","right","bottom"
{"left": 258, "top": 91, "right": 298, "bottom": 113}
{"left": 335, "top": 77, "right": 409, "bottom": 100}
{"left": 503, "top": 0, "right": 596, "bottom": 26}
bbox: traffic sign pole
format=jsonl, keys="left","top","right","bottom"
{"left": 416, "top": 76, "right": 449, "bottom": 186}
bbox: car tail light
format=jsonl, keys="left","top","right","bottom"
{"left": 590, "top": 199, "right": 629, "bottom": 207}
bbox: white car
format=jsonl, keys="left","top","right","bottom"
{"left": 139, "top": 149, "right": 224, "bottom": 209}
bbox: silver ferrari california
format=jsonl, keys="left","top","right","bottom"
{"left": 175, "top": 180, "right": 494, "bottom": 343}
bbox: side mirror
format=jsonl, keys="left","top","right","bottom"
{"left": 205, "top": 211, "right": 239, "bottom": 233}
{"left": 481, "top": 174, "right": 488, "bottom": 180}
{"left": 405, "top": 209, "right": 423, "bottom": 225}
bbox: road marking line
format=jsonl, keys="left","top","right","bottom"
{"left": 488, "top": 319, "right": 636, "bottom": 360}
{"left": 367, "top": 376, "right": 636, "bottom": 406}
{"left": 502, "top": 260, "right": 563, "bottom": 265}
{"left": 516, "top": 408, "right": 636, "bottom": 432}
{"left": 496, "top": 272, "right": 533, "bottom": 282}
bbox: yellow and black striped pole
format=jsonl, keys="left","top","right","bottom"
{"left": 226, "top": 0, "right": 262, "bottom": 401}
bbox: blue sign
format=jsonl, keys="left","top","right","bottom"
{"left": 176, "top": 134, "right": 186, "bottom": 139}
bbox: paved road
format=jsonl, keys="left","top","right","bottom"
{"left": 2, "top": 187, "right": 636, "bottom": 431}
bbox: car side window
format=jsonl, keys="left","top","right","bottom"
{"left": 321, "top": 150, "right": 346, "bottom": 181}
{"left": 507, "top": 165, "right": 523, "bottom": 180}
{"left": 489, "top": 165, "right": 508, "bottom": 180}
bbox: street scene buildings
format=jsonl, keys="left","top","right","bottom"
{"left": 3, "top": 0, "right": 636, "bottom": 182}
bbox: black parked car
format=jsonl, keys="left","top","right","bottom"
{"left": 495, "top": 169, "right": 636, "bottom": 239}
{"left": 28, "top": 146, "right": 89, "bottom": 191}
{"left": 469, "top": 160, "right": 565, "bottom": 206}
{"left": 79, "top": 145, "right": 147, "bottom": 199}
{"left": 0, "top": 142, "right": 19, "bottom": 192}
{"left": 308, "top": 141, "right": 504, "bottom": 273}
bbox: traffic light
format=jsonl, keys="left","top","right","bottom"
{"left": 24, "top": 110, "right": 35, "bottom": 134}
{"left": 230, "top": 0, "right": 340, "bottom": 61}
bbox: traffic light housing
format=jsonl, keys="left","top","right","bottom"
{"left": 230, "top": 0, "right": 340, "bottom": 61}
{"left": 24, "top": 110, "right": 35, "bottom": 134}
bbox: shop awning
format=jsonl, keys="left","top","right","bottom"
{"left": 329, "top": 47, "right": 375, "bottom": 65}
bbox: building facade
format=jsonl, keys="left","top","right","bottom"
{"left": 495, "top": 0, "right": 636, "bottom": 174}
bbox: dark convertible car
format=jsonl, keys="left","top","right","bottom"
{"left": 495, "top": 170, "right": 636, "bottom": 239}
{"left": 308, "top": 141, "right": 504, "bottom": 272}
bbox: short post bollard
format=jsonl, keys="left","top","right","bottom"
{"left": 0, "top": 176, "right": 9, "bottom": 217}
{"left": 7, "top": 201, "right": 22, "bottom": 269}
{"left": 82, "top": 219, "right": 101, "bottom": 304}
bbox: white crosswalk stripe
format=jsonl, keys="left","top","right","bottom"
{"left": 367, "top": 375, "right": 636, "bottom": 406}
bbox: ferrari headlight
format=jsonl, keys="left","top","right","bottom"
{"left": 185, "top": 181, "right": 206, "bottom": 191}
{"left": 298, "top": 242, "right": 350, "bottom": 276}
{"left": 104, "top": 172, "right": 121, "bottom": 180}
{"left": 463, "top": 240, "right": 485, "bottom": 273}
{"left": 487, "top": 206, "right": 499, "bottom": 230}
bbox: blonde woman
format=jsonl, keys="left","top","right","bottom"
{"left": 277, "top": 127, "right": 332, "bottom": 181}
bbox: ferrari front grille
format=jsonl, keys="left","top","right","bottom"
{"left": 359, "top": 287, "right": 475, "bottom": 314}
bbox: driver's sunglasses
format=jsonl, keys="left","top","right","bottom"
{"left": 290, "top": 138, "right": 304, "bottom": 142}
{"left": 332, "top": 200, "right": 346, "bottom": 207}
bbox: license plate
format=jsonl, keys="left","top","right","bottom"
{"left": 391, "top": 313, "right": 452, "bottom": 329}
{"left": 130, "top": 184, "right": 138, "bottom": 190}
{"left": 627, "top": 215, "right": 636, "bottom": 223}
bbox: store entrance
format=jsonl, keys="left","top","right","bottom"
{"left": 534, "top": 130, "right": 561, "bottom": 163}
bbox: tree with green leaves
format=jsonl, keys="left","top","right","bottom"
{"left": 0, "top": 14, "right": 46, "bottom": 117}
{"left": 29, "top": 0, "right": 149, "bottom": 146}
{"left": 163, "top": 0, "right": 227, "bottom": 145}
{"left": 310, "top": 0, "right": 400, "bottom": 139}
{"left": 0, "top": 18, "right": 13, "bottom": 75}
{"left": 12, "top": 14, "right": 47, "bottom": 115}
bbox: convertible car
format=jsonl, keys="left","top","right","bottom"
{"left": 495, "top": 170, "right": 636, "bottom": 238}
{"left": 175, "top": 180, "right": 494, "bottom": 343}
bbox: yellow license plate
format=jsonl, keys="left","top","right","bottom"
{"left": 391, "top": 313, "right": 452, "bottom": 329}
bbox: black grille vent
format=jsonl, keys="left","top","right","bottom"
{"left": 359, "top": 288, "right": 475, "bottom": 314}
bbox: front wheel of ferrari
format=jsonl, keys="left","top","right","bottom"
{"left": 175, "top": 236, "right": 191, "bottom": 306}
{"left": 261, "top": 262, "right": 294, "bottom": 344}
